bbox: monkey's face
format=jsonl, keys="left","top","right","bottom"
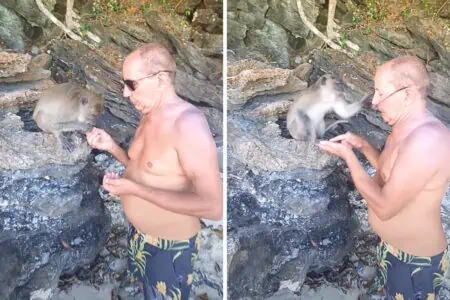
{"left": 80, "top": 94, "right": 104, "bottom": 124}
{"left": 318, "top": 74, "right": 344, "bottom": 102}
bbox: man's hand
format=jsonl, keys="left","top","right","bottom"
{"left": 86, "top": 127, "right": 115, "bottom": 152}
{"left": 103, "top": 172, "right": 137, "bottom": 196}
{"left": 318, "top": 138, "right": 355, "bottom": 161}
{"left": 329, "top": 132, "right": 368, "bottom": 150}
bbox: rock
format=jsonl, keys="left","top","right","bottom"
{"left": 109, "top": 259, "right": 127, "bottom": 273}
{"left": 191, "top": 31, "right": 223, "bottom": 56}
{"left": 227, "top": 164, "right": 357, "bottom": 299}
{"left": 174, "top": 0, "right": 202, "bottom": 15}
{"left": 193, "top": 228, "right": 223, "bottom": 297}
{"left": 428, "top": 71, "right": 450, "bottom": 107}
{"left": 405, "top": 16, "right": 450, "bottom": 68}
{"left": 439, "top": 2, "right": 450, "bottom": 18}
{"left": 245, "top": 19, "right": 290, "bottom": 68}
{"left": 357, "top": 265, "right": 377, "bottom": 281}
{"left": 2, "top": 0, "right": 56, "bottom": 28}
{"left": 0, "top": 51, "right": 31, "bottom": 78}
{"left": 145, "top": 10, "right": 222, "bottom": 83}
{"left": 293, "top": 63, "right": 313, "bottom": 82}
{"left": 0, "top": 4, "right": 27, "bottom": 52}
{"left": 204, "top": 0, "right": 223, "bottom": 11}
{"left": 175, "top": 69, "right": 223, "bottom": 109}
{"left": 0, "top": 79, "right": 57, "bottom": 108}
{"left": 227, "top": 59, "right": 308, "bottom": 109}
{"left": 0, "top": 68, "right": 51, "bottom": 83}
{"left": 266, "top": 0, "right": 319, "bottom": 38}
{"left": 374, "top": 28, "right": 437, "bottom": 61}
{"left": 29, "top": 53, "right": 52, "bottom": 70}
{"left": 192, "top": 9, "right": 222, "bottom": 33}
{"left": 99, "top": 248, "right": 110, "bottom": 257}
{"left": 31, "top": 46, "right": 40, "bottom": 55}
{"left": 0, "top": 114, "right": 111, "bottom": 298}
{"left": 227, "top": 17, "right": 247, "bottom": 49}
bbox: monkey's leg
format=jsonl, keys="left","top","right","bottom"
{"left": 334, "top": 101, "right": 362, "bottom": 119}
{"left": 317, "top": 120, "right": 327, "bottom": 138}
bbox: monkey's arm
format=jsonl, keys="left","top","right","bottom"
{"left": 333, "top": 101, "right": 361, "bottom": 119}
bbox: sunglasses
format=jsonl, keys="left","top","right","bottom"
{"left": 122, "top": 70, "right": 172, "bottom": 92}
{"left": 377, "top": 86, "right": 410, "bottom": 105}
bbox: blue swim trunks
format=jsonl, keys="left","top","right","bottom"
{"left": 377, "top": 240, "right": 448, "bottom": 300}
{"left": 127, "top": 224, "right": 199, "bottom": 300}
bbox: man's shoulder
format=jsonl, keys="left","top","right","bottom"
{"left": 403, "top": 121, "right": 450, "bottom": 155}
{"left": 173, "top": 104, "right": 212, "bottom": 140}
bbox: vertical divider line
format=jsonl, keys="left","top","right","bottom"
{"left": 222, "top": 0, "right": 228, "bottom": 298}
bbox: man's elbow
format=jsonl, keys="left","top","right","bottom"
{"left": 375, "top": 206, "right": 396, "bottom": 222}
{"left": 207, "top": 205, "right": 223, "bottom": 221}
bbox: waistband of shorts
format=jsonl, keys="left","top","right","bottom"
{"left": 378, "top": 239, "right": 448, "bottom": 261}
{"left": 128, "top": 224, "right": 198, "bottom": 250}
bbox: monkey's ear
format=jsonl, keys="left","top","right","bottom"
{"left": 81, "top": 97, "right": 88, "bottom": 105}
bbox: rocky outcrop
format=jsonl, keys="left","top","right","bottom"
{"left": 0, "top": 110, "right": 111, "bottom": 300}
{"left": 227, "top": 0, "right": 321, "bottom": 68}
{"left": 227, "top": 59, "right": 309, "bottom": 109}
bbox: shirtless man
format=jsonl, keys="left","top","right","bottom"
{"left": 86, "top": 43, "right": 223, "bottom": 300}
{"left": 319, "top": 55, "right": 450, "bottom": 299}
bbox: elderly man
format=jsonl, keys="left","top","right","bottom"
{"left": 319, "top": 55, "right": 450, "bottom": 299}
{"left": 86, "top": 43, "right": 222, "bottom": 300}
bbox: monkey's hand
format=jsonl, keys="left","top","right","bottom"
{"left": 86, "top": 127, "right": 115, "bottom": 152}
{"left": 329, "top": 132, "right": 367, "bottom": 150}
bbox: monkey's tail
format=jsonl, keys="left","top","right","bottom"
{"left": 323, "top": 120, "right": 349, "bottom": 135}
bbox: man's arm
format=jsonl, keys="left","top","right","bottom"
{"left": 109, "top": 142, "right": 130, "bottom": 166}
{"left": 129, "top": 111, "right": 223, "bottom": 220}
{"left": 360, "top": 140, "right": 381, "bottom": 169}
{"left": 345, "top": 127, "right": 441, "bottom": 221}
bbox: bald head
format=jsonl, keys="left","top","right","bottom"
{"left": 126, "top": 43, "right": 177, "bottom": 83}
{"left": 381, "top": 55, "right": 429, "bottom": 98}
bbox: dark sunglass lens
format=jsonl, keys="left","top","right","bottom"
{"left": 124, "top": 80, "right": 136, "bottom": 91}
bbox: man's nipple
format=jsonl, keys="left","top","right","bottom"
{"left": 147, "top": 161, "right": 153, "bottom": 168}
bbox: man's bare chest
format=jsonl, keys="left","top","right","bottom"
{"left": 128, "top": 125, "right": 183, "bottom": 175}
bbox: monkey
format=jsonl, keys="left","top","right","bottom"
{"left": 287, "top": 74, "right": 366, "bottom": 143}
{"left": 33, "top": 82, "right": 104, "bottom": 152}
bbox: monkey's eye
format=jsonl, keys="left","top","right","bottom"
{"left": 81, "top": 97, "right": 88, "bottom": 105}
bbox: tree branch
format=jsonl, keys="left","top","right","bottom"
{"left": 296, "top": 0, "right": 359, "bottom": 56}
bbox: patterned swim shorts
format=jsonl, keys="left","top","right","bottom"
{"left": 127, "top": 224, "right": 199, "bottom": 300}
{"left": 377, "top": 240, "right": 448, "bottom": 300}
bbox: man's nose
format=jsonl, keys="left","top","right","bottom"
{"left": 371, "top": 94, "right": 380, "bottom": 110}
{"left": 123, "top": 85, "right": 131, "bottom": 98}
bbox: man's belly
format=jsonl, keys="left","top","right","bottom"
{"left": 122, "top": 169, "right": 201, "bottom": 240}
{"left": 368, "top": 204, "right": 446, "bottom": 256}
{"left": 122, "top": 194, "right": 200, "bottom": 240}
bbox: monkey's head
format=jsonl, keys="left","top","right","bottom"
{"left": 317, "top": 74, "right": 344, "bottom": 102}
{"left": 79, "top": 91, "right": 104, "bottom": 124}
